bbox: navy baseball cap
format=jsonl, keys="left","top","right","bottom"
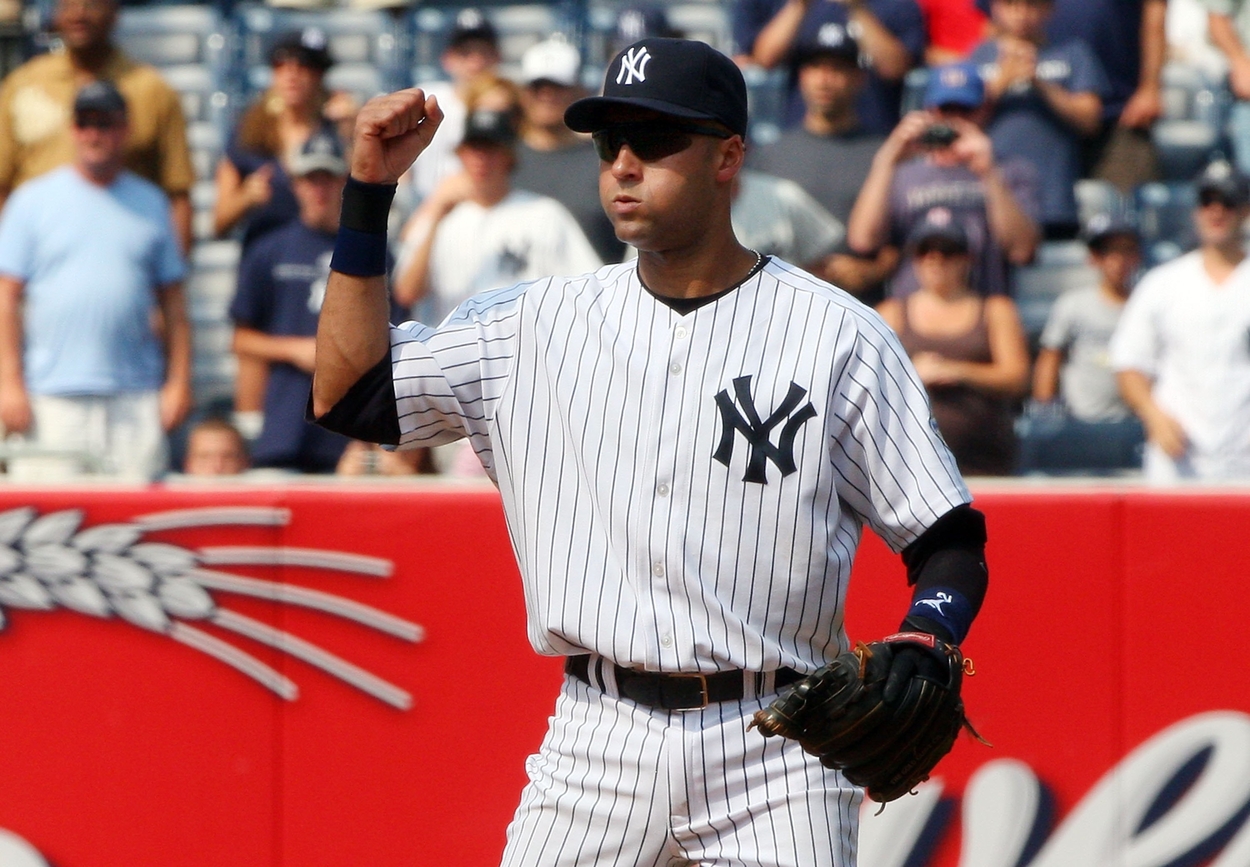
{"left": 290, "top": 129, "right": 347, "bottom": 176}
{"left": 74, "top": 80, "right": 127, "bottom": 116}
{"left": 270, "top": 27, "right": 333, "bottom": 72}
{"left": 1196, "top": 159, "right": 1250, "bottom": 207}
{"left": 565, "top": 38, "right": 748, "bottom": 137}
{"left": 794, "top": 20, "right": 862, "bottom": 66}
{"left": 923, "top": 62, "right": 984, "bottom": 109}
{"left": 460, "top": 109, "right": 517, "bottom": 146}
{"left": 1082, "top": 212, "right": 1140, "bottom": 251}
{"left": 908, "top": 207, "right": 970, "bottom": 251}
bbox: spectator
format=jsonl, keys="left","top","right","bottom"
{"left": 405, "top": 8, "right": 501, "bottom": 207}
{"left": 229, "top": 131, "right": 398, "bottom": 474}
{"left": 514, "top": 36, "right": 625, "bottom": 264}
{"left": 611, "top": 6, "right": 682, "bottom": 58}
{"left": 846, "top": 61, "right": 1040, "bottom": 299}
{"left": 0, "top": 0, "right": 194, "bottom": 251}
{"left": 1020, "top": 213, "right": 1145, "bottom": 472}
{"left": 183, "top": 417, "right": 250, "bottom": 476}
{"left": 0, "top": 82, "right": 191, "bottom": 480}
{"left": 735, "top": 0, "right": 926, "bottom": 133}
{"left": 1206, "top": 0, "right": 1250, "bottom": 176}
{"left": 1111, "top": 160, "right": 1250, "bottom": 482}
{"left": 877, "top": 208, "right": 1030, "bottom": 475}
{"left": 971, "top": 0, "right": 1110, "bottom": 239}
{"left": 213, "top": 28, "right": 349, "bottom": 252}
{"left": 1047, "top": 0, "right": 1165, "bottom": 191}
{"left": 393, "top": 109, "right": 601, "bottom": 320}
{"left": 731, "top": 168, "right": 845, "bottom": 268}
{"left": 749, "top": 23, "right": 897, "bottom": 300}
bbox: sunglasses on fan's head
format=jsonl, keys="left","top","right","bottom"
{"left": 591, "top": 120, "right": 733, "bottom": 163}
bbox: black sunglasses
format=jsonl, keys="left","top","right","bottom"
{"left": 592, "top": 120, "right": 733, "bottom": 163}
{"left": 73, "top": 113, "right": 125, "bottom": 130}
{"left": 1199, "top": 188, "right": 1247, "bottom": 209}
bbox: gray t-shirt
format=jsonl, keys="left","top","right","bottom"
{"left": 749, "top": 127, "right": 885, "bottom": 230}
{"left": 731, "top": 169, "right": 844, "bottom": 266}
{"left": 513, "top": 140, "right": 625, "bottom": 265}
{"left": 1040, "top": 286, "right": 1131, "bottom": 421}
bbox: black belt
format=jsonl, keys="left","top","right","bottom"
{"left": 565, "top": 654, "right": 804, "bottom": 711}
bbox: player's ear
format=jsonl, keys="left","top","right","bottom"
{"left": 713, "top": 135, "right": 745, "bottom": 184}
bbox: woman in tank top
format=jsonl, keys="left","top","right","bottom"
{"left": 877, "top": 209, "right": 1030, "bottom": 475}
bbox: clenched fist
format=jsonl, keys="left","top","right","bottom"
{"left": 350, "top": 89, "right": 445, "bottom": 185}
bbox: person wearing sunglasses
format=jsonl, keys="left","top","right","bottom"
{"left": 1112, "top": 159, "right": 1250, "bottom": 482}
{"left": 312, "top": 37, "right": 988, "bottom": 867}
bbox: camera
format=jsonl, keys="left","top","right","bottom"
{"left": 918, "top": 124, "right": 959, "bottom": 149}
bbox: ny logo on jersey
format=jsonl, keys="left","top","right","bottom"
{"left": 713, "top": 376, "right": 817, "bottom": 484}
{"left": 616, "top": 46, "right": 652, "bottom": 85}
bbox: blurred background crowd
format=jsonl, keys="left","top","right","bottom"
{"left": 0, "top": 0, "right": 1246, "bottom": 483}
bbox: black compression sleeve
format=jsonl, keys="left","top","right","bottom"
{"left": 306, "top": 352, "right": 401, "bottom": 445}
{"left": 898, "top": 504, "right": 989, "bottom": 643}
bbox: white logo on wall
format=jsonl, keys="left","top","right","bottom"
{"left": 0, "top": 506, "right": 423, "bottom": 709}
{"left": 616, "top": 46, "right": 652, "bottom": 85}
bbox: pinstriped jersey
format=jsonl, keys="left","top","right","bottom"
{"left": 389, "top": 257, "right": 970, "bottom": 673}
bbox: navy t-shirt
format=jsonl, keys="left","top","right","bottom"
{"left": 734, "top": 0, "right": 926, "bottom": 134}
{"left": 230, "top": 220, "right": 400, "bottom": 473}
{"left": 970, "top": 38, "right": 1110, "bottom": 228}
{"left": 1047, "top": 0, "right": 1144, "bottom": 119}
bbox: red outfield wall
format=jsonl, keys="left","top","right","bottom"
{"left": 0, "top": 485, "right": 1247, "bottom": 867}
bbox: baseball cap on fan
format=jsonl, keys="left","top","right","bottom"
{"left": 521, "top": 36, "right": 581, "bottom": 87}
{"left": 564, "top": 38, "right": 748, "bottom": 137}
{"left": 74, "top": 80, "right": 127, "bottom": 117}
{"left": 923, "top": 62, "right": 984, "bottom": 109}
{"left": 1196, "top": 159, "right": 1250, "bottom": 207}
{"left": 908, "top": 207, "right": 970, "bottom": 252}
{"left": 289, "top": 130, "right": 347, "bottom": 176}
{"left": 448, "top": 7, "right": 498, "bottom": 49}
{"left": 793, "top": 20, "right": 862, "bottom": 66}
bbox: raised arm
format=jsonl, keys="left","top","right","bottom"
{"left": 312, "top": 89, "right": 443, "bottom": 419}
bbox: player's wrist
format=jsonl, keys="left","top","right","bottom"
{"left": 331, "top": 177, "right": 396, "bottom": 277}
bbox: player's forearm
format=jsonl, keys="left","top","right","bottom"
{"left": 313, "top": 271, "right": 392, "bottom": 418}
{"left": 981, "top": 167, "right": 1039, "bottom": 264}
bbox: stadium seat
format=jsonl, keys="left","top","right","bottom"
{"left": 1136, "top": 181, "right": 1198, "bottom": 265}
{"left": 186, "top": 240, "right": 243, "bottom": 406}
{"left": 1153, "top": 62, "right": 1227, "bottom": 181}
{"left": 115, "top": 5, "right": 229, "bottom": 72}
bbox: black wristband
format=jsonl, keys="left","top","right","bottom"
{"left": 340, "top": 176, "right": 397, "bottom": 235}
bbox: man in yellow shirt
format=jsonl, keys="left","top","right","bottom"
{"left": 0, "top": 0, "right": 193, "bottom": 249}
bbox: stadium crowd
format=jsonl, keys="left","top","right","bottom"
{"left": 0, "top": 0, "right": 1248, "bottom": 484}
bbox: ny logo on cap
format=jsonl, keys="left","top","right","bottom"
{"left": 616, "top": 46, "right": 652, "bottom": 85}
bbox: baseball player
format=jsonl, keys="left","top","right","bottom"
{"left": 312, "top": 38, "right": 989, "bottom": 867}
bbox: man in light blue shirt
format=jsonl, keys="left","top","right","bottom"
{"left": 0, "top": 80, "right": 190, "bottom": 478}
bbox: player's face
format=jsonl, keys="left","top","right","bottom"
{"left": 797, "top": 56, "right": 863, "bottom": 116}
{"left": 595, "top": 108, "right": 743, "bottom": 253}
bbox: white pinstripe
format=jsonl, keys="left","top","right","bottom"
{"left": 385, "top": 256, "right": 969, "bottom": 864}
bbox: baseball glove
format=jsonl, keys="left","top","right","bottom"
{"left": 750, "top": 632, "right": 984, "bottom": 803}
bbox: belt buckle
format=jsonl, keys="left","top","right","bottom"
{"left": 668, "top": 673, "right": 710, "bottom": 710}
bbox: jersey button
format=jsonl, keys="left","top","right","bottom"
{"left": 656, "top": 483, "right": 670, "bottom": 497}
{"left": 669, "top": 362, "right": 682, "bottom": 375}
{"left": 652, "top": 561, "right": 665, "bottom": 577}
{"left": 674, "top": 325, "right": 688, "bottom": 340}
{"left": 660, "top": 634, "right": 673, "bottom": 647}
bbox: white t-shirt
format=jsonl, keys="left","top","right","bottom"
{"left": 428, "top": 189, "right": 602, "bottom": 318}
{"left": 404, "top": 80, "right": 464, "bottom": 206}
{"left": 1110, "top": 249, "right": 1250, "bottom": 481}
